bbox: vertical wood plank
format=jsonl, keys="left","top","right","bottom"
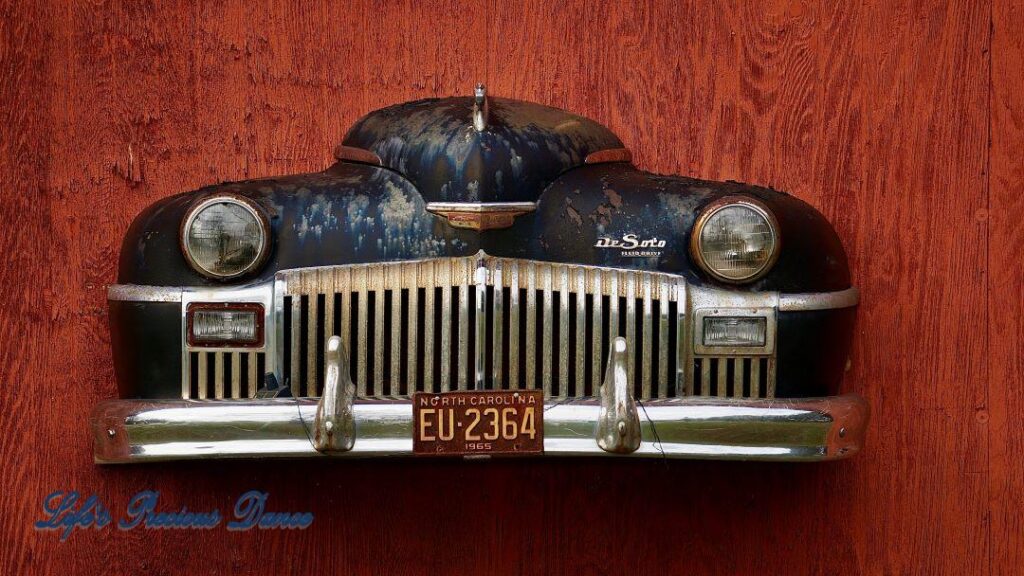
{"left": 990, "top": 1, "right": 1024, "bottom": 572}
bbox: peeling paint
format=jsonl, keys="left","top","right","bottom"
{"left": 295, "top": 191, "right": 339, "bottom": 241}
{"left": 342, "top": 96, "right": 623, "bottom": 203}
{"left": 565, "top": 200, "right": 583, "bottom": 228}
{"left": 657, "top": 192, "right": 702, "bottom": 222}
{"left": 377, "top": 180, "right": 437, "bottom": 256}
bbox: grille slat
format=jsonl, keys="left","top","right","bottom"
{"left": 471, "top": 263, "right": 483, "bottom": 389}
{"left": 339, "top": 268, "right": 351, "bottom": 371}
{"left": 625, "top": 274, "right": 636, "bottom": 390}
{"left": 307, "top": 291, "right": 318, "bottom": 397}
{"left": 407, "top": 266, "right": 419, "bottom": 395}
{"left": 277, "top": 256, "right": 774, "bottom": 401}
{"left": 750, "top": 358, "right": 761, "bottom": 399}
{"left": 558, "top": 266, "right": 570, "bottom": 397}
{"left": 197, "top": 352, "right": 208, "bottom": 399}
{"left": 355, "top": 267, "right": 368, "bottom": 393}
{"left": 641, "top": 273, "right": 653, "bottom": 399}
{"left": 676, "top": 280, "right": 689, "bottom": 396}
{"left": 717, "top": 355, "right": 727, "bottom": 397}
{"left": 509, "top": 262, "right": 520, "bottom": 389}
{"left": 493, "top": 261, "right": 504, "bottom": 389}
{"left": 373, "top": 265, "right": 385, "bottom": 396}
{"left": 231, "top": 352, "right": 241, "bottom": 398}
{"left": 591, "top": 270, "right": 603, "bottom": 395}
{"left": 214, "top": 351, "right": 224, "bottom": 399}
{"left": 541, "top": 264, "right": 553, "bottom": 396}
{"left": 440, "top": 264, "right": 452, "bottom": 392}
{"left": 422, "top": 262, "right": 434, "bottom": 392}
{"left": 390, "top": 269, "right": 402, "bottom": 395}
{"left": 609, "top": 271, "right": 619, "bottom": 344}
{"left": 657, "top": 282, "right": 669, "bottom": 398}
{"left": 525, "top": 262, "right": 537, "bottom": 390}
{"left": 290, "top": 296, "right": 301, "bottom": 396}
{"left": 459, "top": 268, "right": 471, "bottom": 390}
{"left": 248, "top": 351, "right": 258, "bottom": 398}
{"left": 575, "top": 268, "right": 586, "bottom": 398}
{"left": 700, "top": 354, "right": 711, "bottom": 395}
{"left": 732, "top": 357, "right": 743, "bottom": 397}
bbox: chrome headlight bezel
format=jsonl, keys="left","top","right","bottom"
{"left": 690, "top": 196, "right": 781, "bottom": 284}
{"left": 180, "top": 195, "right": 271, "bottom": 281}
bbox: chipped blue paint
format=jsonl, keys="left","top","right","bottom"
{"left": 118, "top": 96, "right": 850, "bottom": 294}
{"left": 342, "top": 97, "right": 623, "bottom": 203}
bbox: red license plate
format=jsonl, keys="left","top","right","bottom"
{"left": 413, "top": 390, "right": 544, "bottom": 456}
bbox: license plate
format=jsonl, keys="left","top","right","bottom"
{"left": 413, "top": 390, "right": 544, "bottom": 456}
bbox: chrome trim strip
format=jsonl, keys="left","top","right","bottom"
{"left": 108, "top": 284, "right": 183, "bottom": 303}
{"left": 91, "top": 394, "right": 868, "bottom": 463}
{"left": 109, "top": 283, "right": 859, "bottom": 313}
{"left": 425, "top": 202, "right": 538, "bottom": 213}
{"left": 778, "top": 287, "right": 860, "bottom": 311}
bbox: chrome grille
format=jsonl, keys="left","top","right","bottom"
{"left": 186, "top": 351, "right": 266, "bottom": 399}
{"left": 692, "top": 356, "right": 775, "bottom": 398}
{"left": 277, "top": 255, "right": 685, "bottom": 399}
{"left": 276, "top": 255, "right": 776, "bottom": 400}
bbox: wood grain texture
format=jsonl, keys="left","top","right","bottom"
{"left": 989, "top": 0, "right": 1024, "bottom": 574}
{"left": 0, "top": 0, "right": 1019, "bottom": 574}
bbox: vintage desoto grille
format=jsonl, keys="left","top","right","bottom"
{"left": 267, "top": 255, "right": 775, "bottom": 401}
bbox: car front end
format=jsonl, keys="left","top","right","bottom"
{"left": 93, "top": 88, "right": 867, "bottom": 463}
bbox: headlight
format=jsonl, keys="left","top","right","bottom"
{"left": 181, "top": 196, "right": 269, "bottom": 280}
{"left": 691, "top": 198, "right": 779, "bottom": 283}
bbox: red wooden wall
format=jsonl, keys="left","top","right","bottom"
{"left": 2, "top": 1, "right": 1022, "bottom": 574}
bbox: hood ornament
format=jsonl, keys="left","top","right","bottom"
{"left": 472, "top": 83, "right": 489, "bottom": 131}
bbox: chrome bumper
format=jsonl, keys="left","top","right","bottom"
{"left": 91, "top": 393, "right": 868, "bottom": 463}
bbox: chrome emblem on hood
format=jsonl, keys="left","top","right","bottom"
{"left": 426, "top": 202, "right": 537, "bottom": 231}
